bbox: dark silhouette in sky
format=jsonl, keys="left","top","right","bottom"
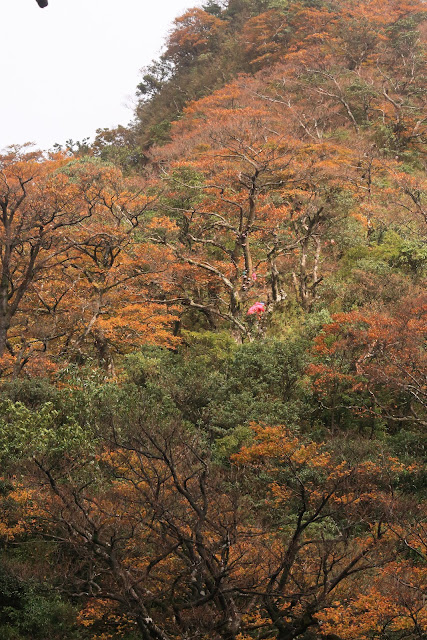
{"left": 36, "top": 0, "right": 48, "bottom": 7}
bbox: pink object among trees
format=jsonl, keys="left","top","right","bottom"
{"left": 247, "top": 302, "right": 265, "bottom": 315}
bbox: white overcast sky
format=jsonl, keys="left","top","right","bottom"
{"left": 0, "top": 0, "right": 200, "bottom": 151}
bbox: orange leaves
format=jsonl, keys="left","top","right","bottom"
{"left": 231, "top": 422, "right": 415, "bottom": 531}
{"left": 313, "top": 297, "right": 427, "bottom": 402}
{"left": 96, "top": 302, "right": 180, "bottom": 351}
{"left": 0, "top": 151, "right": 181, "bottom": 375}
{"left": 0, "top": 479, "right": 40, "bottom": 543}
{"left": 233, "top": 422, "right": 331, "bottom": 469}
{"left": 241, "top": 10, "right": 290, "bottom": 68}
{"left": 308, "top": 296, "right": 427, "bottom": 432}
{"left": 77, "top": 599, "right": 115, "bottom": 629}
{"left": 147, "top": 216, "right": 179, "bottom": 233}
{"left": 149, "top": 66, "right": 360, "bottom": 326}
{"left": 253, "top": 0, "right": 426, "bottom": 73}
{"left": 77, "top": 598, "right": 138, "bottom": 639}
{"left": 165, "top": 8, "right": 226, "bottom": 64}
{"left": 9, "top": 413, "right": 424, "bottom": 640}
{"left": 340, "top": 0, "right": 427, "bottom": 26}
{"left": 318, "top": 562, "right": 427, "bottom": 639}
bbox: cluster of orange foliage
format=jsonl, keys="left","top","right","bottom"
{"left": 2, "top": 0, "right": 426, "bottom": 373}
{"left": 2, "top": 420, "right": 418, "bottom": 640}
{"left": 128, "top": 0, "right": 423, "bottom": 343}
{"left": 1, "top": 3, "right": 426, "bottom": 633}
{"left": 165, "top": 8, "right": 227, "bottom": 65}
{"left": 0, "top": 149, "right": 180, "bottom": 377}
{"left": 309, "top": 295, "right": 427, "bottom": 428}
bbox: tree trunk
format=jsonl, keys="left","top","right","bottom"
{"left": 0, "top": 318, "right": 10, "bottom": 359}
{"left": 93, "top": 329, "right": 115, "bottom": 376}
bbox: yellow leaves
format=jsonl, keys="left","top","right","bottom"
{"left": 77, "top": 598, "right": 138, "bottom": 638}
{"left": 318, "top": 590, "right": 397, "bottom": 639}
{"left": 0, "top": 521, "right": 26, "bottom": 541}
{"left": 317, "top": 563, "right": 427, "bottom": 639}
{"left": 94, "top": 300, "right": 180, "bottom": 350}
{"left": 234, "top": 422, "right": 330, "bottom": 470}
{"left": 0, "top": 479, "right": 40, "bottom": 542}
{"left": 146, "top": 216, "right": 179, "bottom": 232}
{"left": 270, "top": 482, "right": 292, "bottom": 506}
{"left": 77, "top": 600, "right": 112, "bottom": 628}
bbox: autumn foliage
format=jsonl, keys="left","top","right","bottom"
{"left": 0, "top": 0, "right": 426, "bottom": 639}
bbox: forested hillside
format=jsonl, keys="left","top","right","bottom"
{"left": 0, "top": 0, "right": 426, "bottom": 639}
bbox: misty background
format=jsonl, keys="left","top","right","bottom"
{"left": 0, "top": 0, "right": 198, "bottom": 151}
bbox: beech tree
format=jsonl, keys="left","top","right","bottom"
{"left": 0, "top": 1, "right": 425, "bottom": 637}
{"left": 0, "top": 149, "right": 89, "bottom": 368}
{"left": 0, "top": 151, "right": 178, "bottom": 376}
{"left": 309, "top": 295, "right": 427, "bottom": 431}
{"left": 148, "top": 77, "right": 354, "bottom": 338}
{"left": 2, "top": 415, "right": 417, "bottom": 640}
{"left": 164, "top": 8, "right": 226, "bottom": 67}
{"left": 43, "top": 159, "right": 178, "bottom": 373}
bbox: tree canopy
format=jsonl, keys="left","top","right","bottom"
{"left": 1, "top": 0, "right": 426, "bottom": 638}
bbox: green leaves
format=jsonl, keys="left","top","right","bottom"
{"left": 0, "top": 400, "right": 90, "bottom": 465}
